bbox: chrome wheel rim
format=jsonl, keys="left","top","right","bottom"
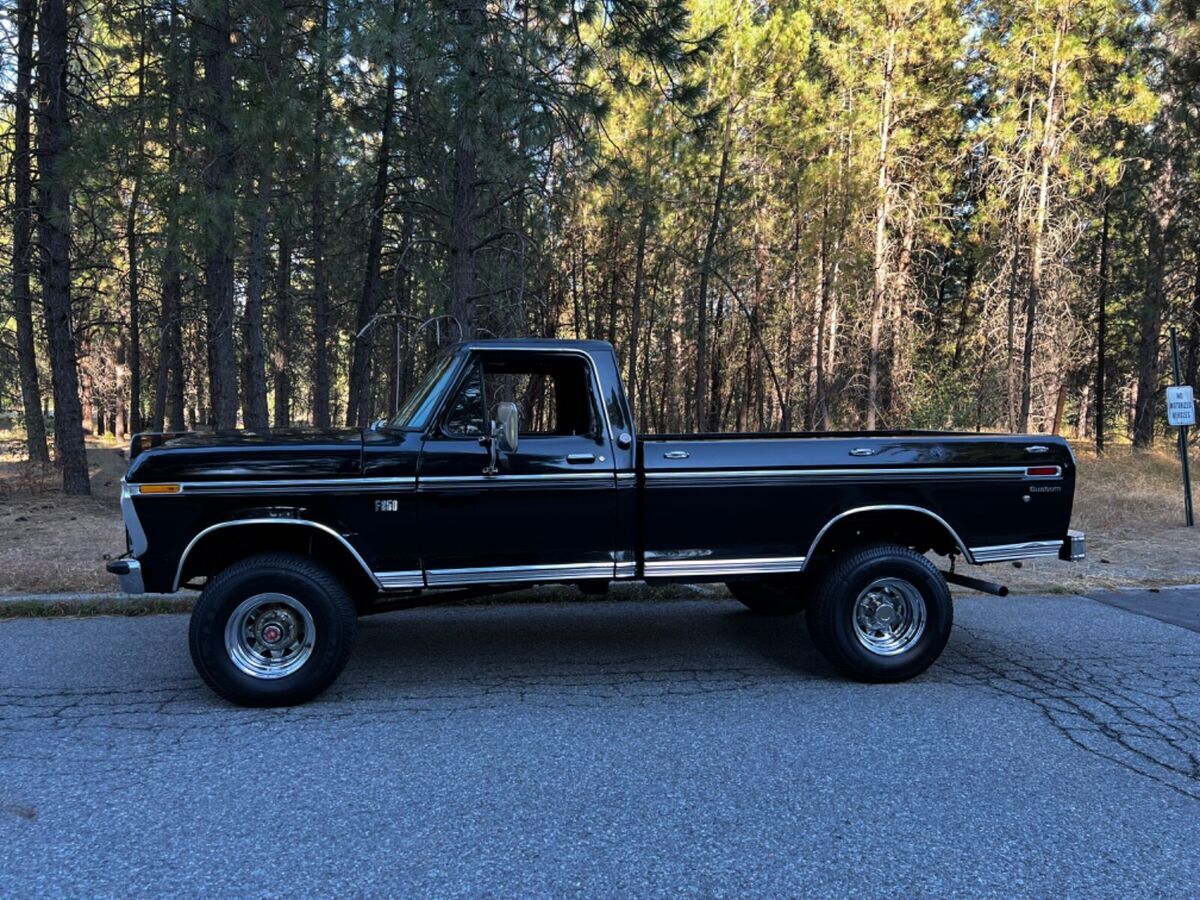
{"left": 851, "top": 578, "right": 926, "bottom": 656}
{"left": 224, "top": 593, "right": 316, "bottom": 679}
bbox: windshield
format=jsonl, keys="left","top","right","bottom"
{"left": 387, "top": 352, "right": 459, "bottom": 430}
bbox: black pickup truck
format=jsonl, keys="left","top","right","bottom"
{"left": 109, "top": 338, "right": 1084, "bottom": 706}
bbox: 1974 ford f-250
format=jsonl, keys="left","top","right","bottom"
{"left": 109, "top": 338, "right": 1085, "bottom": 706}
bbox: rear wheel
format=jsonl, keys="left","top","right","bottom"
{"left": 805, "top": 543, "right": 952, "bottom": 682}
{"left": 188, "top": 553, "right": 357, "bottom": 707}
{"left": 726, "top": 579, "right": 808, "bottom": 615}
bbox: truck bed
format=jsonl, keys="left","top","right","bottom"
{"left": 637, "top": 431, "right": 1076, "bottom": 575}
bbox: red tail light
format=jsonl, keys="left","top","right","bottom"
{"left": 1026, "top": 466, "right": 1060, "bottom": 477}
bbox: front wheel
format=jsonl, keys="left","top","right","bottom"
{"left": 188, "top": 553, "right": 357, "bottom": 707}
{"left": 805, "top": 543, "right": 952, "bottom": 683}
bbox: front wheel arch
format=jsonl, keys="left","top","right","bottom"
{"left": 175, "top": 519, "right": 380, "bottom": 599}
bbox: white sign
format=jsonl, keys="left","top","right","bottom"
{"left": 1167, "top": 385, "right": 1196, "bottom": 427}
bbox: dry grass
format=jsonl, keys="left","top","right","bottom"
{"left": 1, "top": 428, "right": 1196, "bottom": 597}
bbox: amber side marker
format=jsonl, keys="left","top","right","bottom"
{"left": 138, "top": 483, "right": 182, "bottom": 494}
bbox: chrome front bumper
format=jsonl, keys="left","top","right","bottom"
{"left": 106, "top": 558, "right": 145, "bottom": 594}
{"left": 1060, "top": 530, "right": 1086, "bottom": 561}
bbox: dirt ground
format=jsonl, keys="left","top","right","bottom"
{"left": 1, "top": 431, "right": 1196, "bottom": 595}
{"left": 0, "top": 435, "right": 128, "bottom": 593}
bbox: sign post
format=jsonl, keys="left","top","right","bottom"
{"left": 1167, "top": 328, "right": 1194, "bottom": 527}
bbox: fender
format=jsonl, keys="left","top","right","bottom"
{"left": 173, "top": 516, "right": 381, "bottom": 592}
{"left": 803, "top": 504, "right": 974, "bottom": 566}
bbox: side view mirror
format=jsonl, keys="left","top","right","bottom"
{"left": 492, "top": 401, "right": 519, "bottom": 454}
{"left": 369, "top": 417, "right": 387, "bottom": 432}
{"left": 481, "top": 401, "right": 519, "bottom": 475}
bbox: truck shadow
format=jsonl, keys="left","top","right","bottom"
{"left": 343, "top": 598, "right": 836, "bottom": 689}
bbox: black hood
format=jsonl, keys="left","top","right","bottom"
{"left": 127, "top": 428, "right": 365, "bottom": 483}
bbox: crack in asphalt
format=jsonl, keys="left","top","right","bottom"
{"left": 940, "top": 625, "right": 1200, "bottom": 801}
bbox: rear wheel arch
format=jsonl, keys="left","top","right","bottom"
{"left": 805, "top": 505, "right": 971, "bottom": 567}
{"left": 175, "top": 519, "right": 380, "bottom": 599}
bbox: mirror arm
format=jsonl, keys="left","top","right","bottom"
{"left": 480, "top": 429, "right": 500, "bottom": 476}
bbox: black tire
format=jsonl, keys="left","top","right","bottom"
{"left": 726, "top": 580, "right": 808, "bottom": 615}
{"left": 188, "top": 553, "right": 357, "bottom": 707}
{"left": 805, "top": 543, "right": 952, "bottom": 683}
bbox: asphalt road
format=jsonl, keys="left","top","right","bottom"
{"left": 2, "top": 592, "right": 1199, "bottom": 897}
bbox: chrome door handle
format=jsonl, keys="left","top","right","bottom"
{"left": 566, "top": 453, "right": 595, "bottom": 464}
{"left": 1025, "top": 445, "right": 1050, "bottom": 453}
{"left": 663, "top": 450, "right": 689, "bottom": 460}
{"left": 849, "top": 448, "right": 877, "bottom": 457}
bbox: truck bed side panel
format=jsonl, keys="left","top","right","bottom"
{"left": 639, "top": 434, "right": 1075, "bottom": 572}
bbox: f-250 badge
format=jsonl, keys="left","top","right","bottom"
{"left": 374, "top": 499, "right": 399, "bottom": 512}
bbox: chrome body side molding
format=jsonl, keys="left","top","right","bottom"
{"left": 424, "top": 561, "right": 615, "bottom": 587}
{"left": 969, "top": 540, "right": 1064, "bottom": 564}
{"left": 133, "top": 477, "right": 416, "bottom": 497}
{"left": 376, "top": 570, "right": 425, "bottom": 590}
{"left": 174, "top": 518, "right": 382, "bottom": 592}
{"left": 614, "top": 561, "right": 637, "bottom": 578}
{"left": 643, "top": 556, "right": 807, "bottom": 578}
{"left": 645, "top": 466, "right": 1060, "bottom": 482}
{"left": 418, "top": 473, "right": 614, "bottom": 490}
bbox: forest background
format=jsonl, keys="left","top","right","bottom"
{"left": 2, "top": 0, "right": 1199, "bottom": 496}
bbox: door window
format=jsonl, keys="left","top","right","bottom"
{"left": 440, "top": 354, "right": 600, "bottom": 439}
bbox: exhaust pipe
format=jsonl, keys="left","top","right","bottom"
{"left": 941, "top": 570, "right": 1009, "bottom": 597}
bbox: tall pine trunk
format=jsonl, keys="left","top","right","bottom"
{"left": 125, "top": 17, "right": 147, "bottom": 435}
{"left": 866, "top": 31, "right": 896, "bottom": 431}
{"left": 310, "top": 0, "right": 331, "bottom": 427}
{"left": 153, "top": 0, "right": 185, "bottom": 433}
{"left": 1133, "top": 159, "right": 1174, "bottom": 448}
{"left": 448, "top": 0, "right": 484, "bottom": 338}
{"left": 1095, "top": 198, "right": 1109, "bottom": 453}
{"left": 696, "top": 100, "right": 734, "bottom": 432}
{"left": 347, "top": 45, "right": 399, "bottom": 426}
{"left": 37, "top": 0, "right": 90, "bottom": 494}
{"left": 241, "top": 166, "right": 273, "bottom": 430}
{"left": 199, "top": 0, "right": 239, "bottom": 430}
{"left": 240, "top": 8, "right": 284, "bottom": 431}
{"left": 627, "top": 145, "right": 653, "bottom": 424}
{"left": 1020, "top": 13, "right": 1067, "bottom": 432}
{"left": 273, "top": 226, "right": 292, "bottom": 428}
{"left": 11, "top": 0, "right": 49, "bottom": 462}
{"left": 1183, "top": 252, "right": 1200, "bottom": 390}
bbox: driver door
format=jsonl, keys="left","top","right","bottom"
{"left": 416, "top": 349, "right": 618, "bottom": 586}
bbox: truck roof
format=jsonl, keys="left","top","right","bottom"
{"left": 447, "top": 338, "right": 616, "bottom": 354}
